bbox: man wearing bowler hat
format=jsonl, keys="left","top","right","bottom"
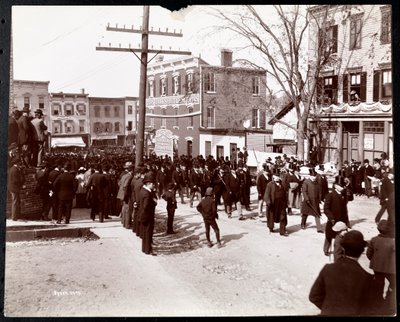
{"left": 17, "top": 106, "right": 33, "bottom": 167}
{"left": 31, "top": 108, "right": 48, "bottom": 167}
{"left": 309, "top": 230, "right": 379, "bottom": 315}
{"left": 323, "top": 175, "right": 351, "bottom": 256}
{"left": 138, "top": 173, "right": 157, "bottom": 255}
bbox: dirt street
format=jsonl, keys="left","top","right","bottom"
{"left": 4, "top": 187, "right": 386, "bottom": 317}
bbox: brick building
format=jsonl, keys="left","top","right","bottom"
{"left": 124, "top": 96, "right": 139, "bottom": 148}
{"left": 308, "top": 4, "right": 392, "bottom": 166}
{"left": 89, "top": 96, "right": 126, "bottom": 146}
{"left": 145, "top": 50, "right": 271, "bottom": 159}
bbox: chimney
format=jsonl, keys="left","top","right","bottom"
{"left": 221, "top": 49, "right": 232, "bottom": 67}
{"left": 155, "top": 55, "right": 164, "bottom": 63}
{"left": 81, "top": 88, "right": 85, "bottom": 94}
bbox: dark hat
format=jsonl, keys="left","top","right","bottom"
{"left": 272, "top": 167, "right": 280, "bottom": 176}
{"left": 318, "top": 164, "right": 325, "bottom": 171}
{"left": 22, "top": 106, "right": 30, "bottom": 113}
{"left": 363, "top": 159, "right": 369, "bottom": 164}
{"left": 377, "top": 219, "right": 390, "bottom": 234}
{"left": 309, "top": 168, "right": 317, "bottom": 176}
{"left": 341, "top": 230, "right": 367, "bottom": 256}
{"left": 166, "top": 182, "right": 175, "bottom": 190}
{"left": 334, "top": 176, "right": 346, "bottom": 187}
{"left": 143, "top": 173, "right": 155, "bottom": 184}
{"left": 288, "top": 163, "right": 295, "bottom": 171}
{"left": 205, "top": 187, "right": 214, "bottom": 196}
{"left": 34, "top": 109, "right": 43, "bottom": 115}
{"left": 343, "top": 160, "right": 349, "bottom": 164}
{"left": 237, "top": 160, "right": 244, "bottom": 168}
{"left": 12, "top": 109, "right": 22, "bottom": 117}
{"left": 39, "top": 161, "right": 48, "bottom": 168}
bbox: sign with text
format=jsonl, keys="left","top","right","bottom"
{"left": 154, "top": 129, "right": 174, "bottom": 159}
{"left": 146, "top": 94, "right": 199, "bottom": 107}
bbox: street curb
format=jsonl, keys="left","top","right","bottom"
{"left": 6, "top": 227, "right": 93, "bottom": 242}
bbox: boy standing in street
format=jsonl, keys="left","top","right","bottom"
{"left": 197, "top": 187, "right": 222, "bottom": 248}
{"left": 162, "top": 182, "right": 177, "bottom": 234}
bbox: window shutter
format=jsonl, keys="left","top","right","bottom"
{"left": 159, "top": 78, "right": 162, "bottom": 96}
{"left": 332, "top": 75, "right": 338, "bottom": 104}
{"left": 147, "top": 81, "right": 150, "bottom": 97}
{"left": 373, "top": 70, "right": 380, "bottom": 102}
{"left": 177, "top": 76, "right": 181, "bottom": 95}
{"left": 360, "top": 72, "right": 367, "bottom": 102}
{"left": 165, "top": 77, "right": 169, "bottom": 96}
{"left": 184, "top": 74, "right": 188, "bottom": 94}
{"left": 332, "top": 25, "right": 338, "bottom": 53}
{"left": 260, "top": 110, "right": 266, "bottom": 129}
{"left": 343, "top": 75, "right": 349, "bottom": 103}
{"left": 204, "top": 73, "right": 209, "bottom": 92}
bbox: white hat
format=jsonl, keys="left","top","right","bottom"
{"left": 332, "top": 221, "right": 348, "bottom": 232}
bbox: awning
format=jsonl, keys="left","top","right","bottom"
{"left": 51, "top": 137, "right": 86, "bottom": 148}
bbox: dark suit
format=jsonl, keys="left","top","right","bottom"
{"left": 263, "top": 181, "right": 287, "bottom": 234}
{"left": 323, "top": 189, "right": 350, "bottom": 253}
{"left": 48, "top": 168, "right": 61, "bottom": 220}
{"left": 137, "top": 186, "right": 157, "bottom": 254}
{"left": 17, "top": 114, "right": 33, "bottom": 166}
{"left": 8, "top": 116, "right": 19, "bottom": 147}
{"left": 309, "top": 257, "right": 379, "bottom": 316}
{"left": 7, "top": 164, "right": 25, "bottom": 220}
{"left": 53, "top": 171, "right": 78, "bottom": 223}
{"left": 87, "top": 172, "right": 108, "bottom": 222}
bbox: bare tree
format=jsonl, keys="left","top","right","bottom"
{"left": 209, "top": 4, "right": 390, "bottom": 162}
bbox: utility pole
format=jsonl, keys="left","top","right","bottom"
{"left": 96, "top": 6, "right": 191, "bottom": 167}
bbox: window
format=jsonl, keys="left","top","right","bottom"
{"left": 39, "top": 97, "right": 45, "bottom": 109}
{"left": 114, "top": 122, "right": 120, "bottom": 132}
{"left": 52, "top": 104, "right": 61, "bottom": 116}
{"left": 24, "top": 96, "right": 30, "bottom": 109}
{"left": 65, "top": 104, "right": 74, "bottom": 116}
{"left": 94, "top": 106, "right": 100, "bottom": 117}
{"left": 161, "top": 109, "right": 166, "bottom": 127}
{"left": 186, "top": 73, "right": 193, "bottom": 93}
{"left": 77, "top": 104, "right": 86, "bottom": 115}
{"left": 204, "top": 72, "right": 216, "bottom": 92}
{"left": 343, "top": 72, "right": 366, "bottom": 102}
{"left": 105, "top": 122, "right": 112, "bottom": 133}
{"left": 206, "top": 106, "right": 215, "bottom": 128}
{"left": 114, "top": 106, "right": 120, "bottom": 117}
{"left": 319, "top": 25, "right": 338, "bottom": 54}
{"left": 350, "top": 18, "right": 362, "bottom": 50}
{"left": 104, "top": 106, "right": 110, "bottom": 117}
{"left": 173, "top": 76, "right": 180, "bottom": 95}
{"left": 188, "top": 106, "right": 194, "bottom": 127}
{"left": 127, "top": 121, "right": 133, "bottom": 131}
{"left": 149, "top": 109, "right": 154, "bottom": 128}
{"left": 94, "top": 122, "right": 102, "bottom": 133}
{"left": 79, "top": 120, "right": 85, "bottom": 133}
{"left": 160, "top": 77, "right": 167, "bottom": 96}
{"left": 148, "top": 79, "right": 155, "bottom": 97}
{"left": 175, "top": 108, "right": 179, "bottom": 127}
{"left": 373, "top": 69, "right": 392, "bottom": 101}
{"left": 252, "top": 77, "right": 260, "bottom": 95}
{"left": 381, "top": 7, "right": 391, "bottom": 44}
{"left": 364, "top": 122, "right": 384, "bottom": 133}
{"left": 66, "top": 122, "right": 73, "bottom": 133}
{"left": 53, "top": 121, "right": 61, "bottom": 134}
{"left": 318, "top": 76, "right": 338, "bottom": 105}
{"left": 252, "top": 108, "right": 259, "bottom": 128}
{"left": 128, "top": 105, "right": 133, "bottom": 115}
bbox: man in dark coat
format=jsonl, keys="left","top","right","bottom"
{"left": 263, "top": 169, "right": 288, "bottom": 236}
{"left": 224, "top": 165, "right": 245, "bottom": 220}
{"left": 189, "top": 163, "right": 202, "bottom": 208}
{"left": 30, "top": 109, "right": 48, "bottom": 167}
{"left": 132, "top": 167, "right": 145, "bottom": 236}
{"left": 256, "top": 163, "right": 271, "bottom": 218}
{"left": 35, "top": 161, "right": 52, "bottom": 220}
{"left": 17, "top": 107, "right": 33, "bottom": 167}
{"left": 53, "top": 162, "right": 78, "bottom": 224}
{"left": 8, "top": 109, "right": 22, "bottom": 147}
{"left": 171, "top": 163, "right": 185, "bottom": 204}
{"left": 86, "top": 163, "right": 108, "bottom": 222}
{"left": 196, "top": 187, "right": 221, "bottom": 248}
{"left": 323, "top": 176, "right": 351, "bottom": 256}
{"left": 7, "top": 157, "right": 25, "bottom": 221}
{"left": 137, "top": 173, "right": 157, "bottom": 255}
{"left": 48, "top": 162, "right": 61, "bottom": 222}
{"left": 300, "top": 169, "right": 323, "bottom": 232}
{"left": 362, "top": 159, "right": 376, "bottom": 197}
{"left": 309, "top": 230, "right": 380, "bottom": 316}
{"left": 375, "top": 170, "right": 394, "bottom": 225}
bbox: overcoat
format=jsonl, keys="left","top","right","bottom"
{"left": 367, "top": 234, "right": 395, "bottom": 274}
{"left": 300, "top": 179, "right": 321, "bottom": 216}
{"left": 323, "top": 189, "right": 350, "bottom": 240}
{"left": 263, "top": 181, "right": 287, "bottom": 224}
{"left": 53, "top": 171, "right": 78, "bottom": 201}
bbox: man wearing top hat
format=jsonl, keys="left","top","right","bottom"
{"left": 282, "top": 163, "right": 302, "bottom": 216}
{"left": 17, "top": 106, "right": 33, "bottom": 167}
{"left": 300, "top": 168, "right": 323, "bottom": 233}
{"left": 31, "top": 108, "right": 48, "bottom": 167}
{"left": 263, "top": 168, "right": 288, "bottom": 236}
{"left": 323, "top": 175, "right": 351, "bottom": 256}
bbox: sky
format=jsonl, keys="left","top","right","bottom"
{"left": 12, "top": 5, "right": 276, "bottom": 98}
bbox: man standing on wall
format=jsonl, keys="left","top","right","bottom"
{"left": 31, "top": 109, "right": 48, "bottom": 167}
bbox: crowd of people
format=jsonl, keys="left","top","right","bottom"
{"left": 6, "top": 136, "right": 395, "bottom": 315}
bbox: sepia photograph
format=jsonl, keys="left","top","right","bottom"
{"left": 1, "top": 2, "right": 397, "bottom": 317}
